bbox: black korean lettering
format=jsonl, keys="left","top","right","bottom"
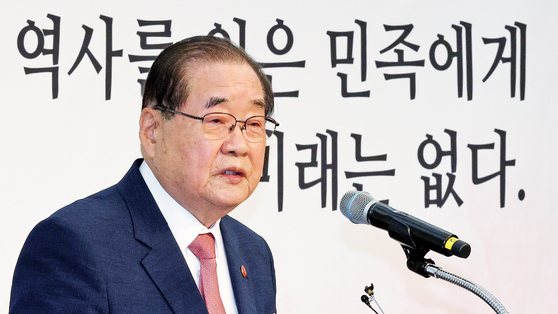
{"left": 417, "top": 129, "right": 457, "bottom": 172}
{"left": 267, "top": 19, "right": 293, "bottom": 55}
{"left": 326, "top": 19, "right": 370, "bottom": 97}
{"left": 429, "top": 21, "right": 473, "bottom": 100}
{"left": 67, "top": 15, "right": 123, "bottom": 100}
{"left": 67, "top": 25, "right": 102, "bottom": 75}
{"left": 468, "top": 129, "right": 516, "bottom": 208}
{"left": 208, "top": 23, "right": 231, "bottom": 40}
{"left": 128, "top": 20, "right": 173, "bottom": 91}
{"left": 18, "top": 21, "right": 45, "bottom": 59}
{"left": 260, "top": 131, "right": 284, "bottom": 212}
{"left": 344, "top": 133, "right": 395, "bottom": 190}
{"left": 17, "top": 14, "right": 60, "bottom": 99}
{"left": 418, "top": 129, "right": 462, "bottom": 208}
{"left": 207, "top": 18, "right": 246, "bottom": 49}
{"left": 421, "top": 173, "right": 463, "bottom": 208}
{"left": 375, "top": 24, "right": 425, "bottom": 100}
{"left": 100, "top": 15, "right": 123, "bottom": 100}
{"left": 482, "top": 22, "right": 527, "bottom": 100}
{"left": 260, "top": 19, "right": 306, "bottom": 98}
{"left": 295, "top": 130, "right": 338, "bottom": 210}
{"left": 233, "top": 18, "right": 246, "bottom": 49}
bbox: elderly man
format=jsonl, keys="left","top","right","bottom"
{"left": 10, "top": 36, "right": 279, "bottom": 314}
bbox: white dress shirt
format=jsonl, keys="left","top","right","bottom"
{"left": 139, "top": 161, "right": 238, "bottom": 314}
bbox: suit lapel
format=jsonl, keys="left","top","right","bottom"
{"left": 117, "top": 159, "right": 208, "bottom": 314}
{"left": 141, "top": 241, "right": 207, "bottom": 314}
{"left": 221, "top": 217, "right": 258, "bottom": 314}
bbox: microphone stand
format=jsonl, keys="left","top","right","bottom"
{"left": 402, "top": 246, "right": 509, "bottom": 314}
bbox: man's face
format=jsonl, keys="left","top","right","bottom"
{"left": 144, "top": 61, "right": 267, "bottom": 224}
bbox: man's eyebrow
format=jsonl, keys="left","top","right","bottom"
{"left": 252, "top": 99, "right": 266, "bottom": 110}
{"left": 205, "top": 97, "right": 227, "bottom": 109}
{"left": 205, "top": 96, "right": 266, "bottom": 110}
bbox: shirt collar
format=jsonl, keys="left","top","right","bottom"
{"left": 139, "top": 161, "right": 222, "bottom": 251}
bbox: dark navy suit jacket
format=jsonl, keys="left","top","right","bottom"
{"left": 10, "top": 159, "right": 277, "bottom": 314}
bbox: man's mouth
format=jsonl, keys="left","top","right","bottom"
{"left": 223, "top": 170, "right": 242, "bottom": 176}
{"left": 222, "top": 167, "right": 247, "bottom": 176}
{"left": 220, "top": 168, "right": 246, "bottom": 184}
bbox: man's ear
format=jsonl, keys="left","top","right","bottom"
{"left": 139, "top": 108, "right": 159, "bottom": 159}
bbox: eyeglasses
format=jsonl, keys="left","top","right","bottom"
{"left": 153, "top": 105, "right": 279, "bottom": 143}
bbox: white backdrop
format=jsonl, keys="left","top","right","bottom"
{"left": 2, "top": 0, "right": 557, "bottom": 313}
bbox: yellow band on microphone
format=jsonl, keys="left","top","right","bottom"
{"left": 444, "top": 237, "right": 459, "bottom": 250}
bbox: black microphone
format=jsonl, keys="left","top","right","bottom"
{"left": 340, "top": 190, "right": 471, "bottom": 258}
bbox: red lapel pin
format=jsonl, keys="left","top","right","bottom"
{"left": 240, "top": 265, "right": 247, "bottom": 278}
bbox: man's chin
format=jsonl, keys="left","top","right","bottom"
{"left": 210, "top": 189, "right": 251, "bottom": 209}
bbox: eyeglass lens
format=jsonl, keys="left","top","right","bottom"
{"left": 202, "top": 113, "right": 275, "bottom": 142}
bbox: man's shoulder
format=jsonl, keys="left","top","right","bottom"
{"left": 32, "top": 185, "right": 127, "bottom": 244}
{"left": 220, "top": 215, "right": 258, "bottom": 236}
{"left": 220, "top": 215, "right": 270, "bottom": 250}
{"left": 48, "top": 159, "right": 145, "bottom": 223}
{"left": 52, "top": 184, "right": 123, "bottom": 219}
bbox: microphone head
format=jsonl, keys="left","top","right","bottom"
{"left": 340, "top": 191, "right": 375, "bottom": 224}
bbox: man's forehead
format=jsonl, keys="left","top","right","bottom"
{"left": 179, "top": 60, "right": 266, "bottom": 112}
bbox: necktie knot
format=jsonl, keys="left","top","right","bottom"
{"left": 189, "top": 233, "right": 216, "bottom": 260}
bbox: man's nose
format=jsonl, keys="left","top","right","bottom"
{"left": 222, "top": 123, "right": 250, "bottom": 156}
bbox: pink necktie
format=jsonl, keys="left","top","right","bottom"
{"left": 189, "top": 233, "right": 226, "bottom": 314}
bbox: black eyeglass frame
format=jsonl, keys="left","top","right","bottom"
{"left": 153, "top": 105, "right": 279, "bottom": 142}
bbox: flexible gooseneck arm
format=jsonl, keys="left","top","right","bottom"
{"left": 425, "top": 264, "right": 509, "bottom": 314}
